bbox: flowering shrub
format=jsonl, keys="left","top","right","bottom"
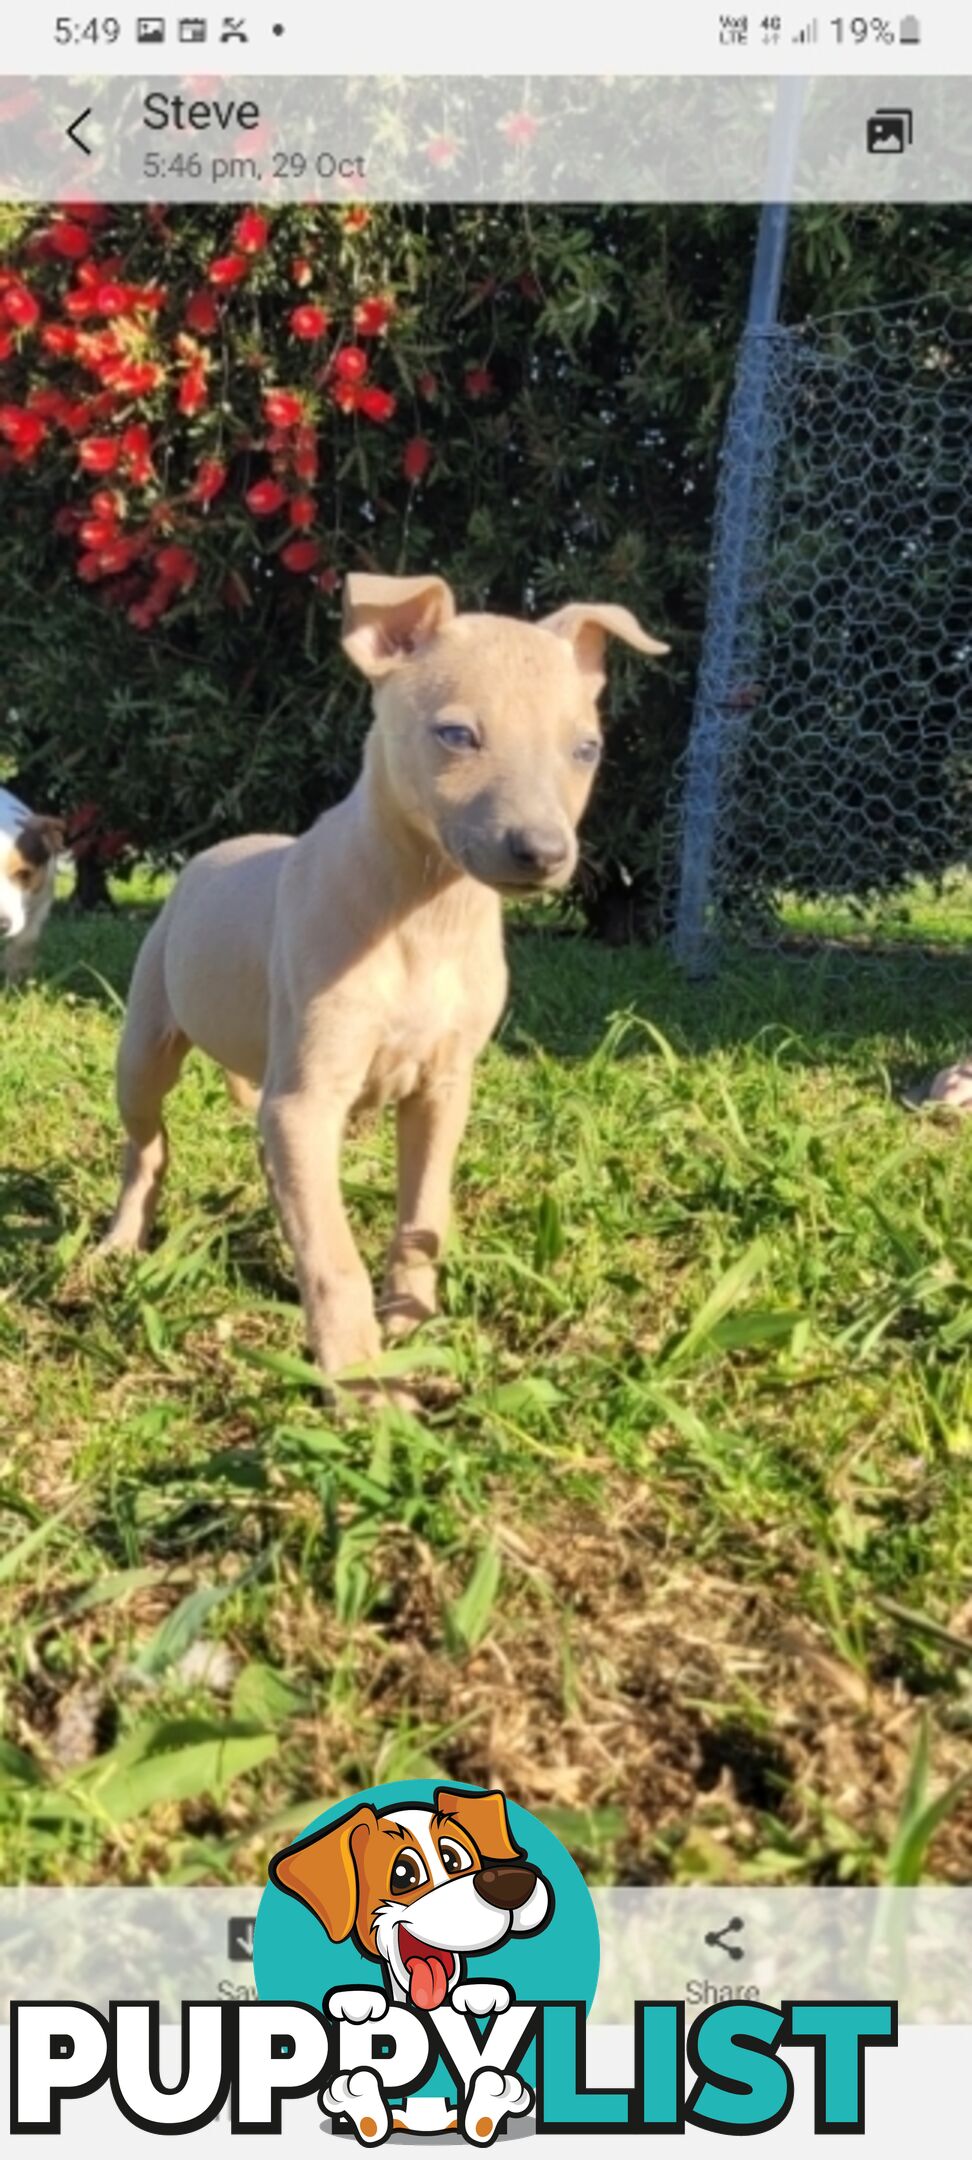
{"left": 2, "top": 201, "right": 967, "bottom": 933}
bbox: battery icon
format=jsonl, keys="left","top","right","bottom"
{"left": 899, "top": 13, "right": 921, "bottom": 39}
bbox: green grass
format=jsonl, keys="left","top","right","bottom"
{"left": 1, "top": 892, "right": 971, "bottom": 1889}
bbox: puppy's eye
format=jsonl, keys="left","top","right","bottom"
{"left": 390, "top": 1850, "right": 426, "bottom": 1894}
{"left": 572, "top": 738, "right": 601, "bottom": 766}
{"left": 434, "top": 723, "right": 480, "bottom": 752}
{"left": 439, "top": 1840, "right": 472, "bottom": 1877}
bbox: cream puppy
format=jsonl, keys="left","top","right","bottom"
{"left": 100, "top": 574, "right": 668, "bottom": 1384}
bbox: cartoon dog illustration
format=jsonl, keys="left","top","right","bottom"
{"left": 270, "top": 1786, "right": 552, "bottom": 2143}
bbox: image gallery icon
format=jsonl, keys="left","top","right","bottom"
{"left": 136, "top": 15, "right": 166, "bottom": 39}
{"left": 866, "top": 107, "right": 914, "bottom": 154}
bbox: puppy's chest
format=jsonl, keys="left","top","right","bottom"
{"left": 354, "top": 962, "right": 480, "bottom": 1112}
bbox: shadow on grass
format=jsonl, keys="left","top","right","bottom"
{"left": 26, "top": 900, "right": 972, "bottom": 1074}
{"left": 504, "top": 926, "right": 972, "bottom": 1071}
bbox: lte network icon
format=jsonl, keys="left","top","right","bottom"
{"left": 866, "top": 107, "right": 914, "bottom": 154}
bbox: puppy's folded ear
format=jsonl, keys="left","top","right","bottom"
{"left": 15, "top": 815, "right": 65, "bottom": 868}
{"left": 541, "top": 603, "right": 670, "bottom": 693}
{"left": 434, "top": 1786, "right": 522, "bottom": 1863}
{"left": 269, "top": 1804, "right": 378, "bottom": 1942}
{"left": 342, "top": 573, "right": 456, "bottom": 680}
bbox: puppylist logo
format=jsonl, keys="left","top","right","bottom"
{"left": 9, "top": 1782, "right": 898, "bottom": 2144}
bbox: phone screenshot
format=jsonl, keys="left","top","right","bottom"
{"left": 0, "top": 4, "right": 969, "bottom": 2149}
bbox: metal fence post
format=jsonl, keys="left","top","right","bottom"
{"left": 673, "top": 77, "right": 807, "bottom": 974}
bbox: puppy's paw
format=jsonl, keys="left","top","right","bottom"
{"left": 321, "top": 2068, "right": 390, "bottom": 2145}
{"left": 451, "top": 1980, "right": 512, "bottom": 2018}
{"left": 324, "top": 1986, "right": 389, "bottom": 2024}
{"left": 462, "top": 2067, "right": 532, "bottom": 2145}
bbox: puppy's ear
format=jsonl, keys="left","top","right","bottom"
{"left": 15, "top": 815, "right": 65, "bottom": 869}
{"left": 269, "top": 1804, "right": 378, "bottom": 1942}
{"left": 541, "top": 603, "right": 670, "bottom": 694}
{"left": 342, "top": 574, "right": 456, "bottom": 680}
{"left": 434, "top": 1787, "right": 522, "bottom": 1863}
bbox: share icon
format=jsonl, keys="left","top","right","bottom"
{"left": 704, "top": 1916, "right": 746, "bottom": 1961}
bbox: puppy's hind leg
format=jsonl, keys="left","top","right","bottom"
{"left": 98, "top": 919, "right": 189, "bottom": 1256}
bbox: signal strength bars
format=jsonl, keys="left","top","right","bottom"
{"left": 792, "top": 15, "right": 818, "bottom": 40}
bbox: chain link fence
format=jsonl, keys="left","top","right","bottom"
{"left": 670, "top": 300, "right": 972, "bottom": 978}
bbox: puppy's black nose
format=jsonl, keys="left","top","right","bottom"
{"left": 473, "top": 1865, "right": 537, "bottom": 1911}
{"left": 507, "top": 827, "right": 570, "bottom": 875}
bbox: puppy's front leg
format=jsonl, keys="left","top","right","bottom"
{"left": 381, "top": 1064, "right": 473, "bottom": 1338}
{"left": 259, "top": 1089, "right": 381, "bottom": 1378}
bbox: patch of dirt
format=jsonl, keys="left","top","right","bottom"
{"left": 270, "top": 1488, "right": 972, "bottom": 1884}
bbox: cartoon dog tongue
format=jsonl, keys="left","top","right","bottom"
{"left": 400, "top": 1931, "right": 455, "bottom": 2010}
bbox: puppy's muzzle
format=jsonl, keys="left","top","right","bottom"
{"left": 473, "top": 1863, "right": 538, "bottom": 1912}
{"left": 506, "top": 826, "right": 571, "bottom": 880}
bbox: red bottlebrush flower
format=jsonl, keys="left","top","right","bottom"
{"left": 288, "top": 494, "right": 316, "bottom": 529}
{"left": 97, "top": 537, "right": 140, "bottom": 576}
{"left": 191, "top": 456, "right": 227, "bottom": 504}
{"left": 108, "top": 360, "right": 164, "bottom": 397}
{"left": 78, "top": 433, "right": 120, "bottom": 474}
{"left": 417, "top": 370, "right": 439, "bottom": 401}
{"left": 357, "top": 386, "right": 397, "bottom": 423}
{"left": 263, "top": 388, "right": 304, "bottom": 428}
{"left": 291, "top": 257, "right": 314, "bottom": 288}
{"left": 424, "top": 135, "right": 459, "bottom": 168}
{"left": 179, "top": 362, "right": 208, "bottom": 416}
{"left": 332, "top": 345, "right": 368, "bottom": 385}
{"left": 207, "top": 253, "right": 249, "bottom": 288}
{"left": 41, "top": 322, "right": 79, "bottom": 358}
{"left": 403, "top": 435, "right": 433, "bottom": 483}
{"left": 246, "top": 477, "right": 287, "bottom": 516}
{"left": 26, "top": 388, "right": 70, "bottom": 420}
{"left": 498, "top": 110, "right": 540, "bottom": 145}
{"left": 53, "top": 505, "right": 81, "bottom": 537}
{"left": 354, "top": 295, "right": 395, "bottom": 337}
{"left": 0, "top": 330, "right": 14, "bottom": 362}
{"left": 120, "top": 421, "right": 155, "bottom": 483}
{"left": 318, "top": 566, "right": 341, "bottom": 593}
{"left": 63, "top": 290, "right": 98, "bottom": 320}
{"left": 342, "top": 207, "right": 370, "bottom": 231}
{"left": 281, "top": 537, "right": 321, "bottom": 573}
{"left": 76, "top": 551, "right": 105, "bottom": 582}
{"left": 185, "top": 288, "right": 220, "bottom": 334}
{"left": 234, "top": 209, "right": 269, "bottom": 254}
{"left": 290, "top": 303, "right": 329, "bottom": 340}
{"left": 91, "top": 487, "right": 124, "bottom": 518}
{"left": 4, "top": 284, "right": 40, "bottom": 329}
{"left": 0, "top": 406, "right": 46, "bottom": 458}
{"left": 464, "top": 366, "right": 495, "bottom": 399}
{"left": 48, "top": 221, "right": 91, "bottom": 259}
{"left": 155, "top": 543, "right": 198, "bottom": 589}
{"left": 293, "top": 426, "right": 319, "bottom": 481}
{"left": 79, "top": 515, "right": 118, "bottom": 550}
{"left": 95, "top": 281, "right": 132, "bottom": 315}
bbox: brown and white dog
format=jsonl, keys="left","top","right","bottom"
{"left": 0, "top": 786, "right": 64, "bottom": 981}
{"left": 270, "top": 1786, "right": 552, "bottom": 2143}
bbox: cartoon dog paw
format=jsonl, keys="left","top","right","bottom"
{"left": 321, "top": 2068, "right": 390, "bottom": 2145}
{"left": 451, "top": 1980, "right": 513, "bottom": 2018}
{"left": 324, "top": 1985, "right": 389, "bottom": 2023}
{"left": 462, "top": 2067, "right": 533, "bottom": 2145}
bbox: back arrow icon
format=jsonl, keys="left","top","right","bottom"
{"left": 67, "top": 108, "right": 92, "bottom": 156}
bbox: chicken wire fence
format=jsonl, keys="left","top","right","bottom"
{"left": 669, "top": 299, "right": 972, "bottom": 978}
